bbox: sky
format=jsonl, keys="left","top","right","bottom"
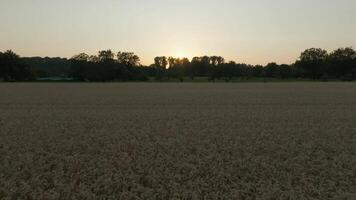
{"left": 0, "top": 0, "right": 355, "bottom": 65}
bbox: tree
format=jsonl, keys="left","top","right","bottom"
{"left": 264, "top": 62, "right": 279, "bottom": 78}
{"left": 167, "top": 57, "right": 188, "bottom": 81}
{"left": 220, "top": 61, "right": 236, "bottom": 82}
{"left": 70, "top": 53, "right": 90, "bottom": 81}
{"left": 89, "top": 55, "right": 100, "bottom": 63}
{"left": 208, "top": 56, "right": 225, "bottom": 81}
{"left": 98, "top": 50, "right": 114, "bottom": 62}
{"left": 297, "top": 48, "right": 328, "bottom": 79}
{"left": 154, "top": 56, "right": 167, "bottom": 80}
{"left": 190, "top": 56, "right": 211, "bottom": 77}
{"left": 328, "top": 47, "right": 356, "bottom": 80}
{"left": 22, "top": 56, "right": 71, "bottom": 77}
{"left": 201, "top": 56, "right": 211, "bottom": 76}
{"left": 0, "top": 50, "right": 35, "bottom": 81}
{"left": 210, "top": 56, "right": 218, "bottom": 67}
{"left": 186, "top": 66, "right": 196, "bottom": 80}
{"left": 210, "top": 56, "right": 225, "bottom": 66}
{"left": 216, "top": 56, "right": 225, "bottom": 66}
{"left": 168, "top": 57, "right": 176, "bottom": 69}
{"left": 117, "top": 52, "right": 140, "bottom": 66}
{"left": 279, "top": 64, "right": 292, "bottom": 79}
{"left": 190, "top": 57, "right": 201, "bottom": 78}
{"left": 71, "top": 53, "right": 89, "bottom": 62}
{"left": 4, "top": 47, "right": 356, "bottom": 82}
{"left": 70, "top": 51, "right": 147, "bottom": 82}
{"left": 179, "top": 57, "right": 190, "bottom": 81}
{"left": 154, "top": 56, "right": 168, "bottom": 69}
{"left": 0, "top": 51, "right": 3, "bottom": 79}
{"left": 253, "top": 65, "right": 264, "bottom": 77}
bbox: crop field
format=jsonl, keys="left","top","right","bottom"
{"left": 0, "top": 83, "right": 356, "bottom": 199}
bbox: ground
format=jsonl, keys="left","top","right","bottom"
{"left": 0, "top": 83, "right": 356, "bottom": 199}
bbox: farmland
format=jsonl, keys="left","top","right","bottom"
{"left": 0, "top": 83, "right": 356, "bottom": 199}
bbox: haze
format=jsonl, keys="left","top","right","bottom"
{"left": 1, "top": 0, "right": 355, "bottom": 65}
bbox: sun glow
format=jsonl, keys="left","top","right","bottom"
{"left": 173, "top": 51, "right": 192, "bottom": 59}
{"left": 175, "top": 52, "right": 188, "bottom": 58}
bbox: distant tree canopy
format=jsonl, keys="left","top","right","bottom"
{"left": 328, "top": 47, "right": 356, "bottom": 80}
{"left": 22, "top": 56, "right": 70, "bottom": 77}
{"left": 1, "top": 47, "right": 356, "bottom": 82}
{"left": 0, "top": 50, "right": 35, "bottom": 81}
{"left": 295, "top": 48, "right": 328, "bottom": 79}
{"left": 70, "top": 51, "right": 148, "bottom": 82}
{"left": 117, "top": 52, "right": 140, "bottom": 66}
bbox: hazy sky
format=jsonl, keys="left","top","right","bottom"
{"left": 1, "top": 0, "right": 355, "bottom": 65}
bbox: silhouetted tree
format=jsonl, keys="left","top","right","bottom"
{"left": 89, "top": 55, "right": 100, "bottom": 63}
{"left": 328, "top": 47, "right": 356, "bottom": 80}
{"left": 70, "top": 50, "right": 147, "bottom": 81}
{"left": 179, "top": 58, "right": 190, "bottom": 82}
{"left": 264, "top": 62, "right": 279, "bottom": 78}
{"left": 98, "top": 50, "right": 115, "bottom": 62}
{"left": 190, "top": 57, "right": 201, "bottom": 78}
{"left": 72, "top": 53, "right": 90, "bottom": 62}
{"left": 117, "top": 52, "right": 140, "bottom": 66}
{"left": 3, "top": 46, "right": 356, "bottom": 82}
{"left": 22, "top": 56, "right": 70, "bottom": 77}
{"left": 253, "top": 65, "right": 264, "bottom": 77}
{"left": 279, "top": 64, "right": 293, "bottom": 79}
{"left": 70, "top": 53, "right": 91, "bottom": 81}
{"left": 169, "top": 57, "right": 189, "bottom": 81}
{"left": 201, "top": 56, "right": 211, "bottom": 77}
{"left": 0, "top": 51, "right": 3, "bottom": 79}
{"left": 296, "top": 48, "right": 328, "bottom": 79}
{"left": 168, "top": 57, "right": 176, "bottom": 69}
{"left": 208, "top": 56, "right": 225, "bottom": 81}
{"left": 220, "top": 61, "right": 236, "bottom": 82}
{"left": 154, "top": 56, "right": 167, "bottom": 80}
{"left": 0, "top": 50, "right": 35, "bottom": 81}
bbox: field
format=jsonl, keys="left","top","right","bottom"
{"left": 1, "top": 83, "right": 356, "bottom": 199}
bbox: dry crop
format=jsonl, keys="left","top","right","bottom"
{"left": 0, "top": 83, "right": 356, "bottom": 199}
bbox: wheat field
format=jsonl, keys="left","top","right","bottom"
{"left": 0, "top": 83, "right": 356, "bottom": 199}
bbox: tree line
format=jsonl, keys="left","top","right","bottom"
{"left": 0, "top": 47, "right": 355, "bottom": 82}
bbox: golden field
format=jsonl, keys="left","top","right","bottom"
{"left": 0, "top": 83, "right": 356, "bottom": 199}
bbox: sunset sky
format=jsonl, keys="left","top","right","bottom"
{"left": 1, "top": 0, "right": 355, "bottom": 65}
